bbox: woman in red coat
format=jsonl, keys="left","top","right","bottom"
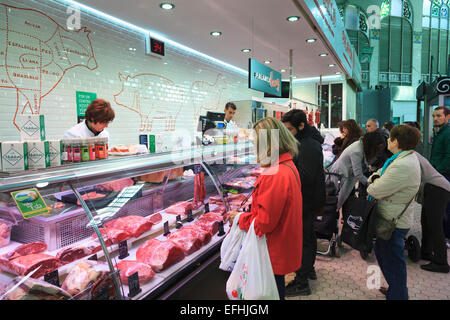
{"left": 228, "top": 117, "right": 303, "bottom": 300}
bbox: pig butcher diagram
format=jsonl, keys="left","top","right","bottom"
{"left": 114, "top": 73, "right": 185, "bottom": 132}
{"left": 0, "top": 4, "right": 98, "bottom": 130}
{"left": 190, "top": 73, "right": 228, "bottom": 120}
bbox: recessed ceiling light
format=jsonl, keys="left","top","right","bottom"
{"left": 306, "top": 38, "right": 316, "bottom": 43}
{"left": 336, "top": 72, "right": 341, "bottom": 74}
{"left": 210, "top": 31, "right": 222, "bottom": 37}
{"left": 241, "top": 48, "right": 251, "bottom": 53}
{"left": 287, "top": 16, "right": 300, "bottom": 22}
{"left": 280, "top": 69, "right": 286, "bottom": 73}
{"left": 328, "top": 64, "right": 335, "bottom": 67}
{"left": 293, "top": 76, "right": 297, "bottom": 79}
{"left": 264, "top": 60, "right": 271, "bottom": 64}
{"left": 160, "top": 3, "right": 175, "bottom": 10}
{"left": 319, "top": 53, "right": 328, "bottom": 57}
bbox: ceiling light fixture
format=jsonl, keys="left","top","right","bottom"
{"left": 210, "top": 31, "right": 222, "bottom": 37}
{"left": 280, "top": 69, "right": 286, "bottom": 73}
{"left": 306, "top": 38, "right": 316, "bottom": 43}
{"left": 241, "top": 48, "right": 251, "bottom": 53}
{"left": 319, "top": 53, "right": 328, "bottom": 57}
{"left": 159, "top": 3, "right": 175, "bottom": 10}
{"left": 335, "top": 72, "right": 341, "bottom": 74}
{"left": 286, "top": 16, "right": 300, "bottom": 22}
{"left": 328, "top": 64, "right": 335, "bottom": 67}
{"left": 264, "top": 60, "right": 271, "bottom": 64}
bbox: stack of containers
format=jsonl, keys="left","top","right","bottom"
{"left": 61, "top": 137, "right": 108, "bottom": 164}
{"left": 0, "top": 115, "right": 64, "bottom": 172}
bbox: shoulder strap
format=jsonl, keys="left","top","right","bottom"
{"left": 281, "top": 162, "right": 301, "bottom": 187}
{"left": 395, "top": 195, "right": 416, "bottom": 222}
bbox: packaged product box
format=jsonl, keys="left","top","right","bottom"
{"left": 17, "top": 115, "right": 46, "bottom": 141}
{"left": 148, "top": 134, "right": 171, "bottom": 153}
{"left": 48, "top": 140, "right": 63, "bottom": 167}
{"left": 27, "top": 141, "right": 50, "bottom": 169}
{"left": 1, "top": 141, "right": 29, "bottom": 172}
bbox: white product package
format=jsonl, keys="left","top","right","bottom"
{"left": 17, "top": 115, "right": 46, "bottom": 141}
{"left": 226, "top": 220, "right": 279, "bottom": 300}
{"left": 1, "top": 141, "right": 28, "bottom": 171}
{"left": 27, "top": 141, "right": 50, "bottom": 169}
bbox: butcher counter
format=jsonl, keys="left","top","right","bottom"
{"left": 0, "top": 142, "right": 257, "bottom": 300}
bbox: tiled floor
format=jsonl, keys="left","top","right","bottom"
{"left": 286, "top": 204, "right": 450, "bottom": 300}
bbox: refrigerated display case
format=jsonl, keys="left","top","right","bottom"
{"left": 0, "top": 142, "right": 257, "bottom": 300}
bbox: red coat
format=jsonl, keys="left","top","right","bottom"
{"left": 239, "top": 152, "right": 303, "bottom": 275}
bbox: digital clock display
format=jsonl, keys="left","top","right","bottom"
{"left": 150, "top": 38, "right": 165, "bottom": 56}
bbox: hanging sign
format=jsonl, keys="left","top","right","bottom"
{"left": 248, "top": 58, "right": 282, "bottom": 97}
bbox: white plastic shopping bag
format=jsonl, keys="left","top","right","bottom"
{"left": 226, "top": 220, "right": 279, "bottom": 300}
{"left": 219, "top": 212, "right": 246, "bottom": 272}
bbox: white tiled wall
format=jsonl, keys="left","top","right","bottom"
{"left": 0, "top": 0, "right": 259, "bottom": 147}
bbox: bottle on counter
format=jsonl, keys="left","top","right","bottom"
{"left": 88, "top": 138, "right": 96, "bottom": 161}
{"left": 72, "top": 139, "right": 81, "bottom": 163}
{"left": 80, "top": 138, "right": 90, "bottom": 162}
{"left": 62, "top": 139, "right": 71, "bottom": 164}
{"left": 95, "top": 137, "right": 106, "bottom": 160}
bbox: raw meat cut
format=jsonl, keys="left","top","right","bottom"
{"left": 5, "top": 253, "right": 61, "bottom": 279}
{"left": 136, "top": 239, "right": 184, "bottom": 272}
{"left": 194, "top": 212, "right": 224, "bottom": 236}
{"left": 105, "top": 215, "right": 153, "bottom": 238}
{"left": 61, "top": 260, "right": 109, "bottom": 296}
{"left": 6, "top": 242, "right": 47, "bottom": 260}
{"left": 2, "top": 277, "right": 71, "bottom": 300}
{"left": 0, "top": 220, "right": 12, "bottom": 248}
{"left": 96, "top": 178, "right": 134, "bottom": 192}
{"left": 56, "top": 246, "right": 92, "bottom": 265}
{"left": 167, "top": 228, "right": 203, "bottom": 255}
{"left": 247, "top": 167, "right": 264, "bottom": 176}
{"left": 194, "top": 172, "right": 206, "bottom": 204}
{"left": 181, "top": 224, "right": 212, "bottom": 245}
{"left": 77, "top": 192, "right": 106, "bottom": 205}
{"left": 92, "top": 227, "right": 131, "bottom": 243}
{"left": 148, "top": 213, "right": 162, "bottom": 225}
{"left": 116, "top": 260, "right": 155, "bottom": 285}
{"left": 164, "top": 201, "right": 193, "bottom": 216}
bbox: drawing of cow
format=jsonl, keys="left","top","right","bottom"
{"left": 114, "top": 73, "right": 185, "bottom": 132}
{"left": 0, "top": 4, "right": 98, "bottom": 130}
{"left": 190, "top": 73, "right": 228, "bottom": 120}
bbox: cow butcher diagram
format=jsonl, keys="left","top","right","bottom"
{"left": 190, "top": 73, "right": 228, "bottom": 121}
{"left": 0, "top": 4, "right": 98, "bottom": 130}
{"left": 114, "top": 73, "right": 186, "bottom": 132}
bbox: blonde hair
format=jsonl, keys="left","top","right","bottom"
{"left": 253, "top": 117, "right": 299, "bottom": 166}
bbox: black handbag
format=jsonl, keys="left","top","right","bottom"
{"left": 375, "top": 196, "right": 415, "bottom": 241}
{"left": 341, "top": 194, "right": 378, "bottom": 252}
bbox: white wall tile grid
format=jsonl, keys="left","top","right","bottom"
{"left": 0, "top": 0, "right": 258, "bottom": 147}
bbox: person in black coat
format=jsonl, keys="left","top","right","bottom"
{"left": 282, "top": 109, "right": 326, "bottom": 296}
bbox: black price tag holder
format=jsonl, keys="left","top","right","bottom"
{"left": 193, "top": 164, "right": 202, "bottom": 174}
{"left": 44, "top": 269, "right": 60, "bottom": 287}
{"left": 218, "top": 221, "right": 225, "bottom": 236}
{"left": 163, "top": 221, "right": 171, "bottom": 236}
{"left": 118, "top": 240, "right": 129, "bottom": 259}
{"left": 127, "top": 272, "right": 142, "bottom": 298}
{"left": 176, "top": 215, "right": 183, "bottom": 229}
{"left": 88, "top": 254, "right": 98, "bottom": 261}
{"left": 186, "top": 209, "right": 194, "bottom": 222}
{"left": 205, "top": 203, "right": 210, "bottom": 213}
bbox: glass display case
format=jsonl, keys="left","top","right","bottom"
{"left": 0, "top": 142, "right": 258, "bottom": 300}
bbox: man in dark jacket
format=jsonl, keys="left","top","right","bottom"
{"left": 282, "top": 109, "right": 326, "bottom": 296}
{"left": 429, "top": 106, "right": 450, "bottom": 252}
